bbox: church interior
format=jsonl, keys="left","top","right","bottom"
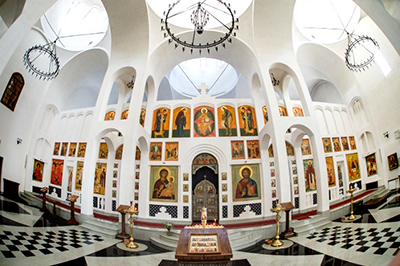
{"left": 0, "top": 0, "right": 400, "bottom": 265}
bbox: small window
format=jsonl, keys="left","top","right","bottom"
{"left": 1, "top": 72, "right": 24, "bottom": 111}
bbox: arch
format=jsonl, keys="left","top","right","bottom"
{"left": 46, "top": 48, "right": 109, "bottom": 111}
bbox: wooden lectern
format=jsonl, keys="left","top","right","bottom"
{"left": 116, "top": 204, "right": 130, "bottom": 239}
{"left": 279, "top": 202, "right": 297, "bottom": 239}
{"left": 67, "top": 195, "right": 79, "bottom": 225}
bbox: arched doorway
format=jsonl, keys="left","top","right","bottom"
{"left": 192, "top": 153, "right": 218, "bottom": 222}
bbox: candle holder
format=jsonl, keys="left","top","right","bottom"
{"left": 346, "top": 187, "right": 357, "bottom": 220}
{"left": 269, "top": 203, "right": 285, "bottom": 247}
{"left": 124, "top": 202, "right": 139, "bottom": 249}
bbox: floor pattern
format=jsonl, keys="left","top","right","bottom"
{"left": 306, "top": 225, "right": 400, "bottom": 257}
{"left": 0, "top": 228, "right": 103, "bottom": 258}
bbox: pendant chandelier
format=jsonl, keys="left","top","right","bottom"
{"left": 161, "top": 0, "right": 239, "bottom": 54}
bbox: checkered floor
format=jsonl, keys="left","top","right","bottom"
{"left": 0, "top": 228, "right": 103, "bottom": 258}
{"left": 306, "top": 225, "right": 400, "bottom": 256}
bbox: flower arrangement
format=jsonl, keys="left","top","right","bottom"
{"left": 165, "top": 222, "right": 174, "bottom": 236}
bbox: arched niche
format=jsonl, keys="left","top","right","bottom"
{"left": 47, "top": 48, "right": 109, "bottom": 111}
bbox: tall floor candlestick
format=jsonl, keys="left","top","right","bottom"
{"left": 125, "top": 202, "right": 139, "bottom": 249}
{"left": 347, "top": 187, "right": 357, "bottom": 220}
{"left": 270, "top": 203, "right": 285, "bottom": 247}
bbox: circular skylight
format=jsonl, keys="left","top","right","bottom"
{"left": 294, "top": 0, "right": 360, "bottom": 44}
{"left": 147, "top": 0, "right": 251, "bottom": 29}
{"left": 168, "top": 58, "right": 238, "bottom": 97}
{"left": 41, "top": 0, "right": 108, "bottom": 51}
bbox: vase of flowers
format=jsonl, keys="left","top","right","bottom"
{"left": 165, "top": 222, "right": 173, "bottom": 236}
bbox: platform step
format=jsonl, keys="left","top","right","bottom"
{"left": 149, "top": 236, "right": 177, "bottom": 251}
{"left": 80, "top": 217, "right": 119, "bottom": 237}
{"left": 292, "top": 215, "right": 331, "bottom": 235}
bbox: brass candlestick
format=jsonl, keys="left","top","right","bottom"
{"left": 346, "top": 187, "right": 357, "bottom": 220}
{"left": 124, "top": 203, "right": 139, "bottom": 249}
{"left": 270, "top": 203, "right": 285, "bottom": 247}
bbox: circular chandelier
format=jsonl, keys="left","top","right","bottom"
{"left": 161, "top": 0, "right": 239, "bottom": 54}
{"left": 23, "top": 40, "right": 60, "bottom": 81}
{"left": 345, "top": 32, "right": 380, "bottom": 72}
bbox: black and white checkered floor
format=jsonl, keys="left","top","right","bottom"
{"left": 306, "top": 225, "right": 400, "bottom": 256}
{"left": 0, "top": 228, "right": 103, "bottom": 258}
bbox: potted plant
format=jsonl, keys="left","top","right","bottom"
{"left": 165, "top": 222, "right": 173, "bottom": 236}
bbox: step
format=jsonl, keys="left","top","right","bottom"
{"left": 149, "top": 236, "right": 177, "bottom": 251}
{"left": 159, "top": 233, "right": 180, "bottom": 244}
{"left": 80, "top": 217, "right": 119, "bottom": 237}
{"left": 292, "top": 216, "right": 332, "bottom": 235}
{"left": 232, "top": 234, "right": 264, "bottom": 251}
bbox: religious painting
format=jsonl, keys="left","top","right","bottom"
{"left": 291, "top": 160, "right": 296, "bottom": 165}
{"left": 238, "top": 105, "right": 258, "bottom": 136}
{"left": 183, "top": 173, "right": 189, "bottom": 181}
{"left": 293, "top": 176, "right": 298, "bottom": 185}
{"left": 247, "top": 140, "right": 260, "bottom": 159}
{"left": 165, "top": 142, "right": 179, "bottom": 161}
{"left": 115, "top": 145, "right": 123, "bottom": 160}
{"left": 268, "top": 145, "right": 274, "bottom": 158}
{"left": 221, "top": 172, "right": 227, "bottom": 181}
{"left": 231, "top": 141, "right": 245, "bottom": 160}
{"left": 231, "top": 164, "right": 260, "bottom": 202}
{"left": 152, "top": 107, "right": 170, "bottom": 138}
{"left": 68, "top": 142, "right": 77, "bottom": 157}
{"left": 121, "top": 109, "right": 129, "bottom": 120}
{"left": 262, "top": 105, "right": 268, "bottom": 124}
{"left": 135, "top": 172, "right": 139, "bottom": 180}
{"left": 134, "top": 192, "right": 139, "bottom": 201}
{"left": 366, "top": 153, "right": 378, "bottom": 176}
{"left": 222, "top": 183, "right": 227, "bottom": 191}
{"left": 271, "top": 189, "right": 276, "bottom": 198}
{"left": 51, "top": 159, "right": 64, "bottom": 186}
{"left": 278, "top": 106, "right": 287, "bottom": 117}
{"left": 113, "top": 180, "right": 117, "bottom": 188}
{"left": 183, "top": 184, "right": 189, "bottom": 192}
{"left": 388, "top": 152, "right": 399, "bottom": 171}
{"left": 218, "top": 105, "right": 237, "bottom": 137}
{"left": 293, "top": 107, "right": 304, "bottom": 117}
{"left": 150, "top": 166, "right": 178, "bottom": 202}
{"left": 183, "top": 195, "right": 189, "bottom": 203}
{"left": 193, "top": 106, "right": 215, "bottom": 137}
{"left": 301, "top": 139, "right": 312, "bottom": 155}
{"left": 135, "top": 146, "right": 141, "bottom": 160}
{"left": 172, "top": 106, "right": 191, "bottom": 137}
{"left": 337, "top": 164, "right": 344, "bottom": 188}
{"left": 53, "top": 142, "right": 60, "bottom": 156}
{"left": 271, "top": 179, "right": 276, "bottom": 187}
{"left": 94, "top": 163, "right": 107, "bottom": 195}
{"left": 32, "top": 159, "right": 44, "bottom": 182}
{"left": 67, "top": 167, "right": 73, "bottom": 192}
{"left": 322, "top": 138, "right": 332, "bottom": 153}
{"left": 270, "top": 162, "right": 275, "bottom": 167}
{"left": 271, "top": 169, "right": 275, "bottom": 177}
{"left": 114, "top": 163, "right": 118, "bottom": 169}
{"left": 60, "top": 142, "right": 68, "bottom": 156}
{"left": 75, "top": 161, "right": 84, "bottom": 191}
{"left": 294, "top": 186, "right": 299, "bottom": 195}
{"left": 113, "top": 171, "right": 118, "bottom": 179}
{"left": 341, "top": 137, "right": 349, "bottom": 151}
{"left": 77, "top": 143, "right": 87, "bottom": 158}
{"left": 104, "top": 110, "right": 115, "bottom": 121}
{"left": 149, "top": 142, "right": 162, "bottom": 161}
{"left": 137, "top": 109, "right": 145, "bottom": 128}
{"left": 98, "top": 142, "right": 108, "bottom": 159}
{"left": 325, "top": 157, "right": 336, "bottom": 187}
{"left": 349, "top": 136, "right": 356, "bottom": 150}
{"left": 292, "top": 167, "right": 297, "bottom": 175}
{"left": 1, "top": 72, "right": 24, "bottom": 111}
{"left": 303, "top": 159, "right": 316, "bottom": 192}
{"left": 346, "top": 153, "right": 360, "bottom": 181}
{"left": 332, "top": 137, "right": 341, "bottom": 152}
{"left": 286, "top": 141, "right": 295, "bottom": 156}
{"left": 112, "top": 190, "right": 117, "bottom": 198}
{"left": 222, "top": 195, "right": 228, "bottom": 203}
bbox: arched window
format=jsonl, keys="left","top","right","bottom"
{"left": 1, "top": 72, "right": 24, "bottom": 111}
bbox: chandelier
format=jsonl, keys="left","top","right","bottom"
{"left": 344, "top": 32, "right": 379, "bottom": 72}
{"left": 161, "top": 0, "right": 239, "bottom": 54}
